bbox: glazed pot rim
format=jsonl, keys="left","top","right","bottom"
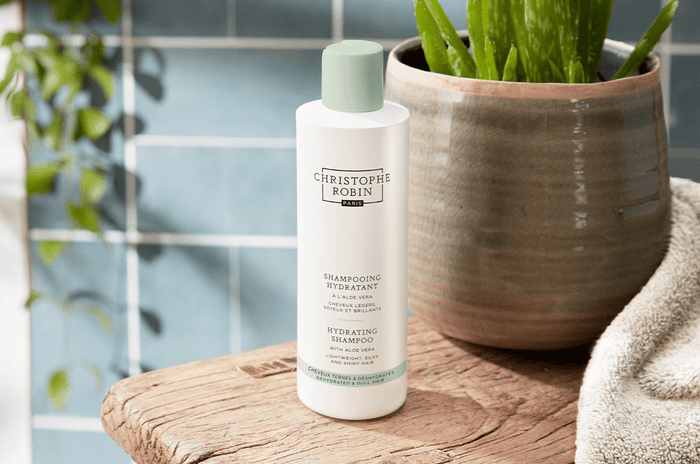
{"left": 387, "top": 33, "right": 661, "bottom": 100}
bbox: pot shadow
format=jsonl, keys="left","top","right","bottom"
{"left": 339, "top": 386, "right": 501, "bottom": 448}
{"left": 440, "top": 334, "right": 593, "bottom": 395}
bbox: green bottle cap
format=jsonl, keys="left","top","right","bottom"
{"left": 322, "top": 40, "right": 384, "bottom": 112}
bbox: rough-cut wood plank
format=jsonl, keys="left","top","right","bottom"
{"left": 101, "top": 318, "right": 589, "bottom": 463}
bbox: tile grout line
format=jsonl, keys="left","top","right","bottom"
{"left": 22, "top": 33, "right": 700, "bottom": 54}
{"left": 229, "top": 248, "right": 242, "bottom": 355}
{"left": 122, "top": 0, "right": 141, "bottom": 381}
{"left": 332, "top": 0, "right": 344, "bottom": 42}
{"left": 227, "top": 0, "right": 236, "bottom": 37}
{"left": 29, "top": 228, "right": 298, "bottom": 248}
{"left": 33, "top": 415, "right": 105, "bottom": 433}
{"left": 134, "top": 135, "right": 296, "bottom": 149}
{"left": 122, "top": 3, "right": 141, "bottom": 463}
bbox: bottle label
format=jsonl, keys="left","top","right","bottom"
{"left": 297, "top": 357, "right": 406, "bottom": 387}
{"left": 314, "top": 167, "right": 390, "bottom": 206}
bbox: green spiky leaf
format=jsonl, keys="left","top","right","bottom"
{"left": 612, "top": 0, "right": 679, "bottom": 80}
{"left": 414, "top": 0, "right": 453, "bottom": 75}
{"left": 502, "top": 45, "right": 518, "bottom": 82}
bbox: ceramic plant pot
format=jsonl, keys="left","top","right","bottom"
{"left": 385, "top": 36, "right": 672, "bottom": 350}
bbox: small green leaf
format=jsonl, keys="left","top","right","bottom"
{"left": 38, "top": 240, "right": 65, "bottom": 265}
{"left": 41, "top": 53, "right": 81, "bottom": 103}
{"left": 81, "top": 306, "right": 113, "bottom": 337}
{"left": 39, "top": 68, "right": 63, "bottom": 101}
{"left": 8, "top": 86, "right": 35, "bottom": 120}
{"left": 47, "top": 368, "right": 71, "bottom": 410}
{"left": 66, "top": 202, "right": 101, "bottom": 233}
{"left": 1, "top": 31, "right": 23, "bottom": 47}
{"left": 26, "top": 161, "right": 62, "bottom": 196}
{"left": 78, "top": 107, "right": 110, "bottom": 140}
{"left": 9, "top": 88, "right": 28, "bottom": 118}
{"left": 79, "top": 167, "right": 107, "bottom": 203}
{"left": 25, "top": 290, "right": 45, "bottom": 307}
{"left": 93, "top": 0, "right": 121, "bottom": 23}
{"left": 0, "top": 54, "right": 19, "bottom": 94}
{"left": 502, "top": 45, "right": 518, "bottom": 82}
{"left": 88, "top": 64, "right": 114, "bottom": 100}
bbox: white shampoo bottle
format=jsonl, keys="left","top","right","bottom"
{"left": 296, "top": 40, "right": 410, "bottom": 420}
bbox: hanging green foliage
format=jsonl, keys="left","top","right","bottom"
{"left": 1, "top": 0, "right": 121, "bottom": 410}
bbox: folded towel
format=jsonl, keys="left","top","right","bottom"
{"left": 576, "top": 177, "right": 700, "bottom": 463}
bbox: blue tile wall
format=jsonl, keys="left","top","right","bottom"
{"left": 239, "top": 247, "right": 297, "bottom": 351}
{"left": 131, "top": 0, "right": 228, "bottom": 37}
{"left": 30, "top": 242, "right": 127, "bottom": 417}
{"left": 671, "top": 0, "right": 700, "bottom": 43}
{"left": 33, "top": 430, "right": 131, "bottom": 464}
{"left": 606, "top": 0, "right": 661, "bottom": 43}
{"left": 669, "top": 55, "right": 700, "bottom": 149}
{"left": 135, "top": 146, "right": 296, "bottom": 235}
{"left": 344, "top": 0, "right": 467, "bottom": 40}
{"left": 24, "top": 0, "right": 700, "bottom": 462}
{"left": 670, "top": 158, "right": 700, "bottom": 183}
{"left": 139, "top": 244, "right": 231, "bottom": 370}
{"left": 235, "top": 0, "right": 333, "bottom": 38}
{"left": 134, "top": 48, "right": 321, "bottom": 138}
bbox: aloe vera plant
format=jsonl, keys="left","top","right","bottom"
{"left": 414, "top": 0, "right": 678, "bottom": 83}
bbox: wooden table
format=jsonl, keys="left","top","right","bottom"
{"left": 101, "top": 318, "right": 590, "bottom": 463}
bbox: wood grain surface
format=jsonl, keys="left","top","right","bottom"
{"left": 101, "top": 318, "right": 590, "bottom": 463}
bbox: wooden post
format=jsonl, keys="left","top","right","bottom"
{"left": 0, "top": 1, "right": 32, "bottom": 462}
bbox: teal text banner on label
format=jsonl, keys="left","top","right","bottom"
{"left": 298, "top": 357, "right": 406, "bottom": 387}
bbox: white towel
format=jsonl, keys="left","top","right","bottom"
{"left": 576, "top": 177, "right": 700, "bottom": 463}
